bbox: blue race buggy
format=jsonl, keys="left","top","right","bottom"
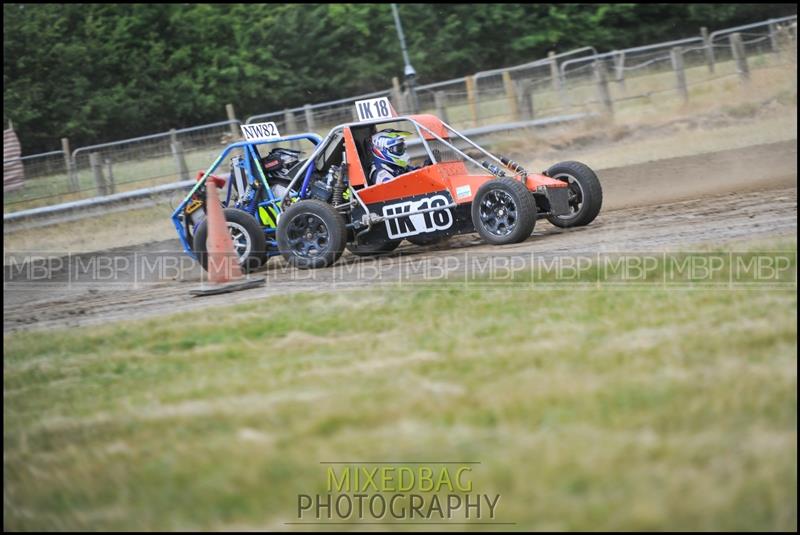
{"left": 171, "top": 132, "right": 321, "bottom": 272}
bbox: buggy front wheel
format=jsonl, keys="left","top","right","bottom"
{"left": 192, "top": 208, "right": 266, "bottom": 273}
{"left": 544, "top": 161, "right": 602, "bottom": 228}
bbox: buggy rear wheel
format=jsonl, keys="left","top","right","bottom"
{"left": 406, "top": 234, "right": 447, "bottom": 246}
{"left": 347, "top": 239, "right": 402, "bottom": 256}
{"left": 277, "top": 200, "right": 347, "bottom": 269}
{"left": 471, "top": 177, "right": 537, "bottom": 245}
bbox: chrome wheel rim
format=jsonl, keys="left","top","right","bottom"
{"left": 227, "top": 222, "right": 252, "bottom": 262}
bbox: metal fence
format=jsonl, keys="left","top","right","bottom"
{"left": 3, "top": 120, "right": 242, "bottom": 212}
{"left": 4, "top": 14, "right": 796, "bottom": 216}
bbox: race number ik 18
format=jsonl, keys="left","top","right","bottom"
{"left": 355, "top": 97, "right": 397, "bottom": 122}
{"left": 240, "top": 122, "right": 281, "bottom": 141}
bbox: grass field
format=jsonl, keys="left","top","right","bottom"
{"left": 4, "top": 241, "right": 796, "bottom": 530}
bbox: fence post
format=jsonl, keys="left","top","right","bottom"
{"left": 501, "top": 70, "right": 520, "bottom": 121}
{"left": 104, "top": 156, "right": 116, "bottom": 194}
{"left": 549, "top": 51, "right": 568, "bottom": 107}
{"left": 170, "top": 128, "right": 190, "bottom": 182}
{"left": 284, "top": 109, "right": 298, "bottom": 134}
{"left": 284, "top": 109, "right": 300, "bottom": 150}
{"left": 701, "top": 26, "right": 715, "bottom": 73}
{"left": 434, "top": 91, "right": 449, "bottom": 123}
{"left": 225, "top": 103, "right": 239, "bottom": 138}
{"left": 593, "top": 60, "right": 613, "bottom": 115}
{"left": 391, "top": 77, "right": 407, "bottom": 115}
{"left": 730, "top": 32, "right": 750, "bottom": 83}
{"left": 62, "top": 137, "right": 79, "bottom": 192}
{"left": 671, "top": 47, "right": 689, "bottom": 105}
{"left": 769, "top": 22, "right": 781, "bottom": 57}
{"left": 304, "top": 104, "right": 316, "bottom": 133}
{"left": 89, "top": 152, "right": 108, "bottom": 196}
{"left": 613, "top": 51, "right": 626, "bottom": 91}
{"left": 465, "top": 76, "right": 479, "bottom": 127}
{"left": 515, "top": 80, "right": 533, "bottom": 121}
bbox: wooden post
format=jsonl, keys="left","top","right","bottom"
{"left": 465, "top": 76, "right": 479, "bottom": 127}
{"left": 593, "top": 60, "right": 613, "bottom": 115}
{"left": 104, "top": 156, "right": 116, "bottom": 194}
{"left": 434, "top": 91, "right": 449, "bottom": 123}
{"left": 391, "top": 77, "right": 406, "bottom": 115}
{"left": 730, "top": 32, "right": 750, "bottom": 83}
{"left": 89, "top": 152, "right": 108, "bottom": 196}
{"left": 769, "top": 22, "right": 780, "bottom": 57}
{"left": 502, "top": 70, "right": 519, "bottom": 121}
{"left": 284, "top": 109, "right": 297, "bottom": 134}
{"left": 170, "top": 129, "right": 190, "bottom": 181}
{"left": 61, "top": 137, "right": 79, "bottom": 192}
{"left": 283, "top": 109, "right": 299, "bottom": 150}
{"left": 225, "top": 103, "right": 239, "bottom": 138}
{"left": 515, "top": 80, "right": 533, "bottom": 121}
{"left": 701, "top": 27, "right": 715, "bottom": 73}
{"left": 304, "top": 104, "right": 316, "bottom": 133}
{"left": 671, "top": 47, "right": 689, "bottom": 105}
{"left": 549, "top": 51, "right": 569, "bottom": 108}
{"left": 613, "top": 51, "right": 626, "bottom": 91}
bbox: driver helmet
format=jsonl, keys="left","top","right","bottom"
{"left": 370, "top": 129, "right": 413, "bottom": 171}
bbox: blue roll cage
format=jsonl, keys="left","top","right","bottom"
{"left": 170, "top": 133, "right": 322, "bottom": 258}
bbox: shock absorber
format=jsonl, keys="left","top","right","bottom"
{"left": 332, "top": 164, "right": 346, "bottom": 206}
{"left": 499, "top": 156, "right": 528, "bottom": 179}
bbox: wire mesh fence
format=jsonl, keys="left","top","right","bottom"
{"left": 4, "top": 15, "right": 796, "bottom": 217}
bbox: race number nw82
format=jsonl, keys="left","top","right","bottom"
{"left": 355, "top": 97, "right": 397, "bottom": 122}
{"left": 240, "top": 122, "right": 281, "bottom": 141}
{"left": 382, "top": 194, "right": 453, "bottom": 239}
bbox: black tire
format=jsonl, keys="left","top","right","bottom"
{"left": 192, "top": 208, "right": 266, "bottom": 273}
{"left": 406, "top": 234, "right": 446, "bottom": 247}
{"left": 256, "top": 177, "right": 294, "bottom": 264}
{"left": 347, "top": 239, "right": 402, "bottom": 256}
{"left": 471, "top": 177, "right": 537, "bottom": 245}
{"left": 277, "top": 199, "right": 347, "bottom": 269}
{"left": 544, "top": 161, "right": 602, "bottom": 228}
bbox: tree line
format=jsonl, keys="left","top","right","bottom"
{"left": 3, "top": 3, "right": 796, "bottom": 153}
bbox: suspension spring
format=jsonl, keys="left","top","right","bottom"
{"left": 332, "top": 164, "right": 346, "bottom": 206}
{"left": 500, "top": 156, "right": 528, "bottom": 179}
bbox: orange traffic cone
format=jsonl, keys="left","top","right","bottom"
{"left": 190, "top": 176, "right": 265, "bottom": 297}
{"left": 204, "top": 177, "right": 243, "bottom": 283}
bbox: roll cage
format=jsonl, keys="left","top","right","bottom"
{"left": 278, "top": 114, "right": 525, "bottom": 207}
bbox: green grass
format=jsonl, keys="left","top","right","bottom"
{"left": 3, "top": 243, "right": 797, "bottom": 530}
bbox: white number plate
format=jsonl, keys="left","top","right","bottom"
{"left": 355, "top": 97, "right": 397, "bottom": 122}
{"left": 382, "top": 194, "right": 453, "bottom": 239}
{"left": 240, "top": 122, "right": 281, "bottom": 141}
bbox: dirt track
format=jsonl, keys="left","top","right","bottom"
{"left": 4, "top": 140, "right": 797, "bottom": 333}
